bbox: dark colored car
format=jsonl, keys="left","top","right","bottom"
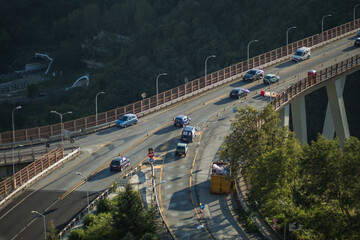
{"left": 263, "top": 74, "right": 280, "bottom": 84}
{"left": 243, "top": 69, "right": 264, "bottom": 82}
{"left": 174, "top": 115, "right": 191, "bottom": 127}
{"left": 229, "top": 88, "right": 250, "bottom": 99}
{"left": 109, "top": 157, "right": 130, "bottom": 171}
{"left": 175, "top": 143, "right": 188, "bottom": 157}
{"left": 181, "top": 126, "right": 197, "bottom": 142}
{"left": 355, "top": 37, "right": 360, "bottom": 47}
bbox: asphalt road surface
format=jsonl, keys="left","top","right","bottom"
{"left": 0, "top": 34, "right": 358, "bottom": 240}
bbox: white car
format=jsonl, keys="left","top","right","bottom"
{"left": 292, "top": 47, "right": 311, "bottom": 62}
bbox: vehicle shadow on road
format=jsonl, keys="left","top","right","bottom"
{"left": 275, "top": 61, "right": 296, "bottom": 69}
{"left": 342, "top": 45, "right": 357, "bottom": 52}
{"left": 214, "top": 97, "right": 234, "bottom": 105}
{"left": 96, "top": 127, "right": 118, "bottom": 136}
{"left": 154, "top": 125, "right": 178, "bottom": 135}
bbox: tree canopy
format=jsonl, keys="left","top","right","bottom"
{"left": 0, "top": 0, "right": 359, "bottom": 133}
{"left": 221, "top": 105, "right": 360, "bottom": 239}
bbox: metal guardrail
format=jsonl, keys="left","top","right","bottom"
{"left": 58, "top": 165, "right": 143, "bottom": 239}
{"left": 150, "top": 163, "right": 175, "bottom": 239}
{"left": 270, "top": 54, "right": 360, "bottom": 112}
{"left": 1, "top": 19, "right": 359, "bottom": 145}
{"left": 0, "top": 147, "right": 64, "bottom": 200}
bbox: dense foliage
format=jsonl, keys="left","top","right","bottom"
{"left": 221, "top": 105, "right": 360, "bottom": 239}
{"left": 0, "top": 0, "right": 359, "bottom": 132}
{"left": 68, "top": 184, "right": 160, "bottom": 240}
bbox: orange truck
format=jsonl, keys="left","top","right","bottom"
{"left": 210, "top": 162, "right": 231, "bottom": 194}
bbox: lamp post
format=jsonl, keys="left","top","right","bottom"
{"left": 31, "top": 210, "right": 46, "bottom": 240}
{"left": 11, "top": 106, "right": 21, "bottom": 176}
{"left": 354, "top": 4, "right": 360, "bottom": 29}
{"left": 50, "top": 110, "right": 72, "bottom": 144}
{"left": 204, "top": 55, "right": 216, "bottom": 81}
{"left": 247, "top": 40, "right": 258, "bottom": 69}
{"left": 264, "top": 78, "right": 272, "bottom": 102}
{"left": 278, "top": 200, "right": 287, "bottom": 240}
{"left": 156, "top": 73, "right": 168, "bottom": 106}
{"left": 76, "top": 172, "right": 89, "bottom": 208}
{"left": 321, "top": 14, "right": 332, "bottom": 41}
{"left": 286, "top": 26, "right": 297, "bottom": 55}
{"left": 95, "top": 91, "right": 105, "bottom": 126}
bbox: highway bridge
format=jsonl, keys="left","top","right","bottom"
{"left": 0, "top": 19, "right": 359, "bottom": 240}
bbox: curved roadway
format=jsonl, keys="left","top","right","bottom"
{"left": 0, "top": 34, "right": 359, "bottom": 240}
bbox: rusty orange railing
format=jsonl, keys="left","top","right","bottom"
{"left": 0, "top": 19, "right": 359, "bottom": 144}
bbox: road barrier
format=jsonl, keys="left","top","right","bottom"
{"left": 0, "top": 147, "right": 64, "bottom": 201}
{"left": 1, "top": 19, "right": 359, "bottom": 145}
{"left": 270, "top": 54, "right": 360, "bottom": 111}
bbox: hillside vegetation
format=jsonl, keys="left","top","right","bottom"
{"left": 0, "top": 0, "right": 358, "bottom": 132}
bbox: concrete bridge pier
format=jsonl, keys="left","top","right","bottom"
{"left": 291, "top": 95, "right": 307, "bottom": 144}
{"left": 278, "top": 104, "right": 290, "bottom": 127}
{"left": 324, "top": 76, "right": 350, "bottom": 147}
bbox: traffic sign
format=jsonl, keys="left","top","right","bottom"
{"left": 272, "top": 217, "right": 278, "bottom": 223}
{"left": 232, "top": 107, "right": 237, "bottom": 113}
{"left": 149, "top": 158, "right": 154, "bottom": 163}
{"left": 148, "top": 148, "right": 154, "bottom": 158}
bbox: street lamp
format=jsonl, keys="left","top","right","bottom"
{"left": 76, "top": 172, "right": 89, "bottom": 208}
{"left": 11, "top": 106, "right": 21, "bottom": 176}
{"left": 247, "top": 40, "right": 258, "bottom": 69}
{"left": 31, "top": 210, "right": 46, "bottom": 240}
{"left": 321, "top": 14, "right": 332, "bottom": 41}
{"left": 354, "top": 4, "right": 360, "bottom": 28}
{"left": 286, "top": 26, "right": 297, "bottom": 54}
{"left": 50, "top": 110, "right": 72, "bottom": 144}
{"left": 156, "top": 73, "right": 168, "bottom": 106}
{"left": 204, "top": 55, "right": 216, "bottom": 80}
{"left": 95, "top": 91, "right": 105, "bottom": 126}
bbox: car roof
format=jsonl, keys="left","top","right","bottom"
{"left": 265, "top": 74, "right": 276, "bottom": 77}
{"left": 183, "top": 126, "right": 195, "bottom": 131}
{"left": 123, "top": 113, "right": 136, "bottom": 117}
{"left": 297, "top": 47, "right": 309, "bottom": 51}
{"left": 113, "top": 156, "right": 128, "bottom": 161}
{"left": 176, "top": 115, "right": 186, "bottom": 118}
{"left": 177, "top": 143, "right": 188, "bottom": 147}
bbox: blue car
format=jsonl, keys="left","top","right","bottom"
{"left": 116, "top": 114, "right": 138, "bottom": 128}
{"left": 174, "top": 115, "right": 191, "bottom": 127}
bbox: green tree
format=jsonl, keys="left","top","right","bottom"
{"left": 46, "top": 221, "right": 59, "bottom": 240}
{"left": 112, "top": 184, "right": 158, "bottom": 239}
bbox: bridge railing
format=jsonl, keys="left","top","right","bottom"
{"left": 0, "top": 147, "right": 63, "bottom": 200}
{"left": 1, "top": 19, "right": 359, "bottom": 144}
{"left": 271, "top": 54, "right": 360, "bottom": 111}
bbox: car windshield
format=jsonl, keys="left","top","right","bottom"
{"left": 248, "top": 70, "right": 257, "bottom": 75}
{"left": 111, "top": 160, "right": 119, "bottom": 165}
{"left": 175, "top": 117, "right": 183, "bottom": 122}
{"left": 177, "top": 146, "right": 185, "bottom": 151}
{"left": 231, "top": 89, "right": 239, "bottom": 93}
{"left": 295, "top": 50, "right": 303, "bottom": 56}
{"left": 119, "top": 116, "right": 128, "bottom": 121}
{"left": 265, "top": 75, "right": 272, "bottom": 80}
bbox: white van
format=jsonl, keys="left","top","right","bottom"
{"left": 292, "top": 47, "right": 311, "bottom": 62}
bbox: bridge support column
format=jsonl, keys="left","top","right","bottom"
{"left": 322, "top": 76, "right": 346, "bottom": 139}
{"left": 291, "top": 96, "right": 307, "bottom": 144}
{"left": 325, "top": 76, "right": 349, "bottom": 146}
{"left": 278, "top": 105, "right": 290, "bottom": 127}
